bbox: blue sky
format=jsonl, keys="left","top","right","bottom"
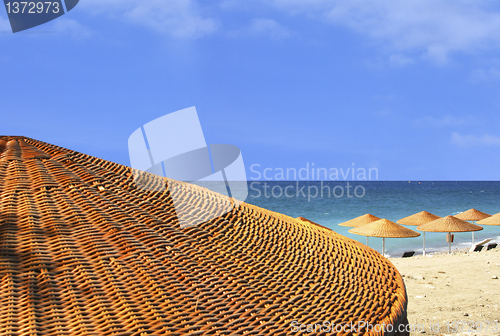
{"left": 2, "top": 0, "right": 500, "bottom": 180}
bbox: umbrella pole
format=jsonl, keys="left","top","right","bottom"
{"left": 448, "top": 232, "right": 451, "bottom": 254}
{"left": 423, "top": 232, "right": 426, "bottom": 256}
{"left": 366, "top": 236, "right": 369, "bottom": 246}
{"left": 383, "top": 237, "right": 385, "bottom": 257}
{"left": 472, "top": 220, "right": 475, "bottom": 244}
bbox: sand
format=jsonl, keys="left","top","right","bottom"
{"left": 390, "top": 247, "right": 500, "bottom": 336}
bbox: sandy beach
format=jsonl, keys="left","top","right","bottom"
{"left": 390, "top": 247, "right": 500, "bottom": 336}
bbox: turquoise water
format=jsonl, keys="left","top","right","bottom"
{"left": 244, "top": 181, "right": 500, "bottom": 257}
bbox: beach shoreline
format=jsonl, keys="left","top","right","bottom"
{"left": 385, "top": 235, "right": 500, "bottom": 258}
{"left": 389, "top": 247, "right": 500, "bottom": 336}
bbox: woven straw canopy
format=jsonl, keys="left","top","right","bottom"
{"left": 0, "top": 136, "right": 410, "bottom": 336}
{"left": 338, "top": 213, "right": 380, "bottom": 227}
{"left": 477, "top": 212, "right": 500, "bottom": 225}
{"left": 348, "top": 219, "right": 420, "bottom": 238}
{"left": 417, "top": 215, "right": 483, "bottom": 232}
{"left": 454, "top": 208, "right": 491, "bottom": 221}
{"left": 397, "top": 211, "right": 440, "bottom": 226}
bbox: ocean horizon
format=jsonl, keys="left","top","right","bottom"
{"left": 243, "top": 181, "right": 500, "bottom": 257}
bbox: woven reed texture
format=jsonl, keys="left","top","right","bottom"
{"left": 338, "top": 214, "right": 381, "bottom": 227}
{"left": 348, "top": 219, "right": 420, "bottom": 239}
{"left": 396, "top": 211, "right": 440, "bottom": 226}
{"left": 0, "top": 136, "right": 409, "bottom": 336}
{"left": 477, "top": 212, "right": 500, "bottom": 225}
{"left": 454, "top": 209, "right": 491, "bottom": 221}
{"left": 417, "top": 215, "right": 483, "bottom": 233}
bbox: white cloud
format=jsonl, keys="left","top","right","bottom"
{"left": 0, "top": 14, "right": 11, "bottom": 32}
{"left": 371, "top": 108, "right": 392, "bottom": 118}
{"left": 50, "top": 19, "right": 93, "bottom": 39}
{"left": 414, "top": 115, "right": 475, "bottom": 128}
{"left": 251, "top": 18, "right": 292, "bottom": 39}
{"left": 389, "top": 54, "right": 415, "bottom": 67}
{"left": 0, "top": 13, "right": 91, "bottom": 37}
{"left": 262, "top": 0, "right": 500, "bottom": 64}
{"left": 470, "top": 67, "right": 500, "bottom": 83}
{"left": 451, "top": 132, "right": 500, "bottom": 147}
{"left": 80, "top": 0, "right": 218, "bottom": 38}
{"left": 229, "top": 18, "right": 292, "bottom": 39}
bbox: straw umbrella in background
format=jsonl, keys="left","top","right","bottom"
{"left": 417, "top": 216, "right": 483, "bottom": 254}
{"left": 397, "top": 211, "right": 441, "bottom": 256}
{"left": 349, "top": 218, "right": 420, "bottom": 257}
{"left": 477, "top": 212, "right": 500, "bottom": 230}
{"left": 454, "top": 209, "right": 491, "bottom": 244}
{"left": 477, "top": 212, "right": 500, "bottom": 225}
{"left": 339, "top": 214, "right": 380, "bottom": 245}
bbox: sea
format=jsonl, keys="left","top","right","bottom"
{"left": 242, "top": 181, "right": 500, "bottom": 257}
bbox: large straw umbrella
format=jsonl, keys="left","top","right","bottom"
{"left": 0, "top": 136, "right": 413, "bottom": 335}
{"left": 349, "top": 218, "right": 420, "bottom": 256}
{"left": 454, "top": 209, "right": 491, "bottom": 243}
{"left": 417, "top": 216, "right": 483, "bottom": 254}
{"left": 339, "top": 214, "right": 380, "bottom": 245}
{"left": 397, "top": 211, "right": 441, "bottom": 256}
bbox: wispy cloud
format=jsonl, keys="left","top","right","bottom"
{"left": 0, "top": 13, "right": 92, "bottom": 38}
{"left": 80, "top": 0, "right": 218, "bottom": 38}
{"left": 414, "top": 115, "right": 475, "bottom": 128}
{"left": 5, "top": 0, "right": 500, "bottom": 59}
{"left": 389, "top": 53, "right": 415, "bottom": 67}
{"left": 50, "top": 19, "right": 93, "bottom": 39}
{"left": 451, "top": 132, "right": 500, "bottom": 147}
{"left": 250, "top": 18, "right": 292, "bottom": 39}
{"left": 262, "top": 0, "right": 500, "bottom": 64}
{"left": 228, "top": 18, "right": 292, "bottom": 39}
{"left": 469, "top": 67, "right": 500, "bottom": 83}
{"left": 371, "top": 109, "right": 393, "bottom": 118}
{"left": 0, "top": 14, "right": 11, "bottom": 32}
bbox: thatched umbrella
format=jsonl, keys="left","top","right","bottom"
{"left": 454, "top": 209, "right": 491, "bottom": 243}
{"left": 339, "top": 214, "right": 380, "bottom": 245}
{"left": 477, "top": 212, "right": 500, "bottom": 225}
{"left": 338, "top": 213, "right": 380, "bottom": 227}
{"left": 477, "top": 212, "right": 500, "bottom": 240}
{"left": 397, "top": 211, "right": 441, "bottom": 226}
{"left": 397, "top": 211, "right": 441, "bottom": 256}
{"left": 0, "top": 136, "right": 413, "bottom": 335}
{"left": 417, "top": 215, "right": 483, "bottom": 254}
{"left": 349, "top": 218, "right": 420, "bottom": 256}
